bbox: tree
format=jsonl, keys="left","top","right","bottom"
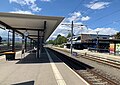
{"left": 67, "top": 32, "right": 71, "bottom": 38}
{"left": 54, "top": 34, "right": 67, "bottom": 45}
{"left": 57, "top": 36, "right": 67, "bottom": 45}
{"left": 57, "top": 34, "right": 61, "bottom": 38}
{"left": 54, "top": 34, "right": 61, "bottom": 45}
{"left": 114, "top": 32, "right": 120, "bottom": 39}
{"left": 47, "top": 34, "right": 67, "bottom": 45}
{"left": 47, "top": 40, "right": 54, "bottom": 44}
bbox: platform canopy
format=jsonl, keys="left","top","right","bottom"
{"left": 0, "top": 12, "right": 64, "bottom": 41}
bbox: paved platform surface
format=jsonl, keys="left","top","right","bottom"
{"left": 0, "top": 48, "right": 89, "bottom": 85}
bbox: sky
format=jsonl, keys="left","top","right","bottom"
{"left": 0, "top": 0, "right": 120, "bottom": 40}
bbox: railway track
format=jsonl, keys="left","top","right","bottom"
{"left": 77, "top": 53, "right": 120, "bottom": 69}
{"left": 76, "top": 69, "right": 117, "bottom": 85}
{"left": 54, "top": 47, "right": 120, "bottom": 69}
{"left": 48, "top": 48, "right": 118, "bottom": 85}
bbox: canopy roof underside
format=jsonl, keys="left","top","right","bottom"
{"left": 0, "top": 12, "right": 64, "bottom": 41}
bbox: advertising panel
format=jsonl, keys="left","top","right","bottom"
{"left": 116, "top": 43, "right": 120, "bottom": 55}
{"left": 109, "top": 43, "right": 115, "bottom": 54}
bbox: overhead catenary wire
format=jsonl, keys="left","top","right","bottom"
{"left": 65, "top": 0, "right": 85, "bottom": 19}
{"left": 86, "top": 0, "right": 120, "bottom": 27}
{"left": 82, "top": 0, "right": 111, "bottom": 17}
{"left": 64, "top": 0, "right": 97, "bottom": 26}
{"left": 64, "top": 0, "right": 118, "bottom": 30}
{"left": 71, "top": 0, "right": 85, "bottom": 14}
{"left": 66, "top": 0, "right": 103, "bottom": 21}
{"left": 94, "top": 19, "right": 120, "bottom": 28}
{"left": 93, "top": 9, "right": 120, "bottom": 22}
{"left": 79, "top": 0, "right": 120, "bottom": 31}
{"left": 75, "top": 0, "right": 120, "bottom": 34}
{"left": 89, "top": 8, "right": 120, "bottom": 28}
{"left": 79, "top": 0, "right": 113, "bottom": 20}
{"left": 81, "top": 1, "right": 99, "bottom": 16}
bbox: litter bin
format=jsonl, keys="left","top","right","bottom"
{"left": 4, "top": 52, "right": 16, "bottom": 60}
{"left": 72, "top": 52, "right": 78, "bottom": 56}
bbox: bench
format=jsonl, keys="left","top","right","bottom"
{"left": 4, "top": 52, "right": 16, "bottom": 60}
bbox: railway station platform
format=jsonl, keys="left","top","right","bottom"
{"left": 0, "top": 48, "right": 89, "bottom": 85}
{"left": 76, "top": 49, "right": 120, "bottom": 62}
{"left": 54, "top": 47, "right": 120, "bottom": 63}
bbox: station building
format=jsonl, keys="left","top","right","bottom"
{"left": 66, "top": 34, "right": 110, "bottom": 52}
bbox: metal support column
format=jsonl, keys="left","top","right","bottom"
{"left": 37, "top": 30, "right": 40, "bottom": 58}
{"left": 30, "top": 39, "right": 32, "bottom": 49}
{"left": 71, "top": 21, "right": 73, "bottom": 55}
{"left": 114, "top": 43, "right": 116, "bottom": 55}
{"left": 43, "top": 21, "right": 46, "bottom": 47}
{"left": 8, "top": 30, "right": 10, "bottom": 48}
{"left": 25, "top": 36, "right": 27, "bottom": 52}
{"left": 12, "top": 29, "right": 15, "bottom": 52}
{"left": 32, "top": 40, "right": 34, "bottom": 49}
{"left": 32, "top": 40, "right": 35, "bottom": 48}
{"left": 22, "top": 35, "right": 25, "bottom": 52}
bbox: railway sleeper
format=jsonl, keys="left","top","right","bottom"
{"left": 82, "top": 54, "right": 120, "bottom": 65}
{"left": 80, "top": 72, "right": 91, "bottom": 74}
{"left": 89, "top": 79, "right": 102, "bottom": 82}
{"left": 85, "top": 76, "right": 97, "bottom": 79}
{"left": 92, "top": 82, "right": 108, "bottom": 85}
{"left": 84, "top": 74, "right": 94, "bottom": 76}
{"left": 86, "top": 77, "right": 108, "bottom": 85}
{"left": 79, "top": 70, "right": 89, "bottom": 73}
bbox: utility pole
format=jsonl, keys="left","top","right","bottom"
{"left": 62, "top": 21, "right": 85, "bottom": 55}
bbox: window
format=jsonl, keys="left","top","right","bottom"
{"left": 103, "top": 37, "right": 107, "bottom": 39}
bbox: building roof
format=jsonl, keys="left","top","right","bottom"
{"left": 87, "top": 39, "right": 120, "bottom": 43}
{"left": 0, "top": 12, "right": 64, "bottom": 41}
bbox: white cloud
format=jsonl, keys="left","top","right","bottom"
{"left": 48, "top": 25, "right": 118, "bottom": 40}
{"left": 40, "top": 0, "right": 51, "bottom": 2}
{"left": 67, "top": 11, "right": 81, "bottom": 22}
{"left": 86, "top": 1, "right": 110, "bottom": 10}
{"left": 30, "top": 4, "right": 42, "bottom": 12}
{"left": 72, "top": 27, "right": 118, "bottom": 36}
{"left": 10, "top": 10, "right": 33, "bottom": 14}
{"left": 93, "top": 28, "right": 118, "bottom": 35}
{"left": 10, "top": 0, "right": 35, "bottom": 5}
{"left": 81, "top": 16, "right": 90, "bottom": 21}
{"left": 81, "top": 28, "right": 118, "bottom": 35}
{"left": 66, "top": 11, "right": 90, "bottom": 22}
{"left": 9, "top": 0, "right": 41, "bottom": 12}
{"left": 0, "top": 29, "right": 8, "bottom": 38}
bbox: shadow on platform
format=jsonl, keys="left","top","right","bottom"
{"left": 16, "top": 48, "right": 63, "bottom": 64}
{"left": 12, "top": 80, "right": 34, "bottom": 85}
{"left": 48, "top": 48, "right": 94, "bottom": 70}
